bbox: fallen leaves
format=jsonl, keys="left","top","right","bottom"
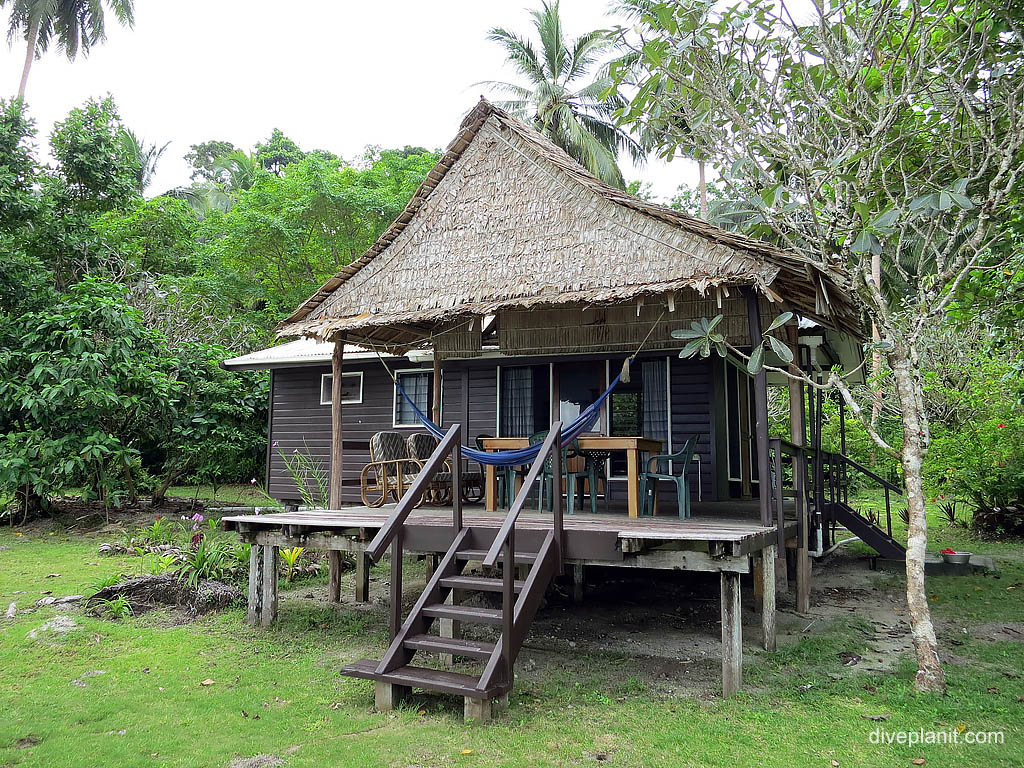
{"left": 912, "top": 759, "right": 926, "bottom": 765}
{"left": 199, "top": 679, "right": 215, "bottom": 686}
{"left": 860, "top": 714, "right": 890, "bottom": 721}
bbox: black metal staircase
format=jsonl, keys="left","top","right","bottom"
{"left": 340, "top": 423, "right": 565, "bottom": 720}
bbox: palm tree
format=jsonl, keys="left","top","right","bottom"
{"left": 214, "top": 150, "right": 260, "bottom": 193}
{"left": 119, "top": 129, "right": 169, "bottom": 194}
{"left": 3, "top": 0, "right": 135, "bottom": 99}
{"left": 481, "top": 0, "right": 643, "bottom": 189}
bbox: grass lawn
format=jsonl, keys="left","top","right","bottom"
{"left": 1, "top": 515, "right": 1023, "bottom": 766}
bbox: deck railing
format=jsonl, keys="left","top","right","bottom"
{"left": 483, "top": 421, "right": 563, "bottom": 685}
{"left": 365, "top": 423, "right": 463, "bottom": 639}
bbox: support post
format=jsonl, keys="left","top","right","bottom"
{"left": 355, "top": 550, "right": 370, "bottom": 603}
{"left": 375, "top": 681, "right": 410, "bottom": 712}
{"left": 744, "top": 290, "right": 772, "bottom": 527}
{"left": 761, "top": 544, "right": 777, "bottom": 651}
{"left": 328, "top": 551, "right": 342, "bottom": 602}
{"left": 247, "top": 541, "right": 278, "bottom": 627}
{"left": 720, "top": 570, "right": 742, "bottom": 696}
{"left": 328, "top": 336, "right": 346, "bottom": 604}
{"left": 572, "top": 563, "right": 585, "bottom": 606}
{"left": 439, "top": 587, "right": 463, "bottom": 668}
{"left": 787, "top": 325, "right": 811, "bottom": 613}
{"left": 432, "top": 354, "right": 442, "bottom": 424}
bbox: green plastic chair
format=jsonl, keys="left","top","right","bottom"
{"left": 530, "top": 431, "right": 585, "bottom": 515}
{"left": 639, "top": 435, "right": 700, "bottom": 518}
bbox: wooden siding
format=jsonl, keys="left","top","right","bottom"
{"left": 267, "top": 353, "right": 718, "bottom": 505}
{"left": 269, "top": 361, "right": 432, "bottom": 504}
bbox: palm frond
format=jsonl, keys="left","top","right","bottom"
{"left": 531, "top": 0, "right": 567, "bottom": 80}
{"left": 487, "top": 26, "right": 546, "bottom": 84}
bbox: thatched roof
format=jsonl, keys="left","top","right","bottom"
{"left": 280, "top": 98, "right": 860, "bottom": 348}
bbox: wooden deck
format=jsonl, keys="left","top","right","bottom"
{"left": 223, "top": 503, "right": 799, "bottom": 705}
{"left": 222, "top": 502, "right": 796, "bottom": 561}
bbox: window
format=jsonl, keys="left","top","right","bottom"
{"left": 723, "top": 358, "right": 757, "bottom": 483}
{"left": 610, "top": 358, "right": 669, "bottom": 475}
{"left": 498, "top": 365, "right": 550, "bottom": 437}
{"left": 394, "top": 370, "right": 431, "bottom": 427}
{"left": 320, "top": 372, "right": 363, "bottom": 405}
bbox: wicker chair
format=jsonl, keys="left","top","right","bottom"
{"left": 360, "top": 431, "right": 424, "bottom": 508}
{"left": 406, "top": 433, "right": 453, "bottom": 505}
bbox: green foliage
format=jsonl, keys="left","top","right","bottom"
{"left": 278, "top": 446, "right": 329, "bottom": 509}
{"left": 177, "top": 537, "right": 230, "bottom": 587}
{"left": 254, "top": 128, "right": 309, "bottom": 175}
{"left": 279, "top": 546, "right": 304, "bottom": 582}
{"left": 90, "top": 594, "right": 133, "bottom": 620}
{"left": 48, "top": 97, "right": 139, "bottom": 214}
{"left": 205, "top": 147, "right": 438, "bottom": 312}
{"left": 184, "top": 139, "right": 237, "bottom": 184}
{"left": 93, "top": 195, "right": 200, "bottom": 277}
{"left": 0, "top": 278, "right": 177, "bottom": 508}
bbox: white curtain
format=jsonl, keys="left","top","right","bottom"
{"left": 642, "top": 359, "right": 669, "bottom": 443}
{"left": 501, "top": 366, "right": 534, "bottom": 437}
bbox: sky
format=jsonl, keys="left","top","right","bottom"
{"left": 0, "top": 0, "right": 699, "bottom": 202}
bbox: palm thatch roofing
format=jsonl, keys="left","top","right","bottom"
{"left": 280, "top": 98, "right": 860, "bottom": 349}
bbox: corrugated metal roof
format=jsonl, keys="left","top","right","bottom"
{"left": 221, "top": 339, "right": 396, "bottom": 370}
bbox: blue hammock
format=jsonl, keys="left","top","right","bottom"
{"left": 395, "top": 372, "right": 623, "bottom": 467}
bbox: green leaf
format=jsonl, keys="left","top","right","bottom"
{"left": 747, "top": 343, "right": 765, "bottom": 375}
{"left": 765, "top": 311, "right": 793, "bottom": 332}
{"left": 671, "top": 328, "right": 706, "bottom": 340}
{"left": 767, "top": 334, "right": 794, "bottom": 363}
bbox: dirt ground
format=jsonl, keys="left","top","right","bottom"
{"left": 288, "top": 546, "right": 946, "bottom": 698}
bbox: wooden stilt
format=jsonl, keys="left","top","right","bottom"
{"left": 328, "top": 337, "right": 346, "bottom": 603}
{"left": 787, "top": 324, "right": 812, "bottom": 614}
{"left": 572, "top": 563, "right": 584, "bottom": 605}
{"left": 720, "top": 570, "right": 742, "bottom": 696}
{"left": 761, "top": 544, "right": 777, "bottom": 651}
{"left": 375, "top": 681, "right": 409, "bottom": 711}
{"left": 464, "top": 695, "right": 500, "bottom": 723}
{"left": 328, "top": 551, "right": 342, "bottom": 603}
{"left": 247, "top": 542, "right": 278, "bottom": 628}
{"left": 246, "top": 542, "right": 263, "bottom": 626}
{"left": 439, "top": 587, "right": 462, "bottom": 668}
{"left": 355, "top": 550, "right": 370, "bottom": 603}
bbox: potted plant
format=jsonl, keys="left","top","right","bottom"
{"left": 939, "top": 547, "right": 971, "bottom": 565}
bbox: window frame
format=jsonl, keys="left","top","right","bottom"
{"left": 319, "top": 371, "right": 364, "bottom": 406}
{"left": 392, "top": 368, "right": 433, "bottom": 429}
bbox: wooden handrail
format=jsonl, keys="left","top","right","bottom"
{"left": 365, "top": 423, "right": 462, "bottom": 562}
{"left": 483, "top": 423, "right": 562, "bottom": 567}
{"left": 836, "top": 453, "right": 902, "bottom": 494}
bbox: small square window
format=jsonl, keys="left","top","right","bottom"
{"left": 320, "top": 372, "right": 363, "bottom": 405}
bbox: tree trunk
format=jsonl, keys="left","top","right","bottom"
{"left": 870, "top": 251, "right": 883, "bottom": 426}
{"left": 890, "top": 352, "right": 946, "bottom": 693}
{"left": 151, "top": 467, "right": 187, "bottom": 507}
{"left": 698, "top": 159, "right": 708, "bottom": 219}
{"left": 18, "top": 18, "right": 39, "bottom": 99}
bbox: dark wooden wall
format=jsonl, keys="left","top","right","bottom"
{"left": 266, "top": 353, "right": 719, "bottom": 505}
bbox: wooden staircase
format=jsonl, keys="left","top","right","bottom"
{"left": 341, "top": 423, "right": 566, "bottom": 721}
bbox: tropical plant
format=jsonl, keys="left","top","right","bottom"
{"left": 178, "top": 537, "right": 228, "bottom": 587}
{"left": 118, "top": 129, "right": 169, "bottom": 194}
{"left": 90, "top": 594, "right": 133, "bottom": 620}
{"left": 2, "top": 0, "right": 135, "bottom": 98}
{"left": 279, "top": 445, "right": 329, "bottom": 509}
{"left": 279, "top": 547, "right": 304, "bottom": 583}
{"left": 481, "top": 0, "right": 643, "bottom": 188}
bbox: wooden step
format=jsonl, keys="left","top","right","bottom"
{"left": 341, "top": 658, "right": 498, "bottom": 698}
{"left": 456, "top": 548, "right": 537, "bottom": 565}
{"left": 440, "top": 575, "right": 526, "bottom": 593}
{"left": 403, "top": 633, "right": 496, "bottom": 660}
{"left": 422, "top": 603, "right": 503, "bottom": 625}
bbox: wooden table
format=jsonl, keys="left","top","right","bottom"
{"left": 479, "top": 436, "right": 663, "bottom": 518}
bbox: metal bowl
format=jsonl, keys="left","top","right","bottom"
{"left": 941, "top": 552, "right": 971, "bottom": 565}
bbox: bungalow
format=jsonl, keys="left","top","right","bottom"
{"left": 222, "top": 99, "right": 902, "bottom": 720}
